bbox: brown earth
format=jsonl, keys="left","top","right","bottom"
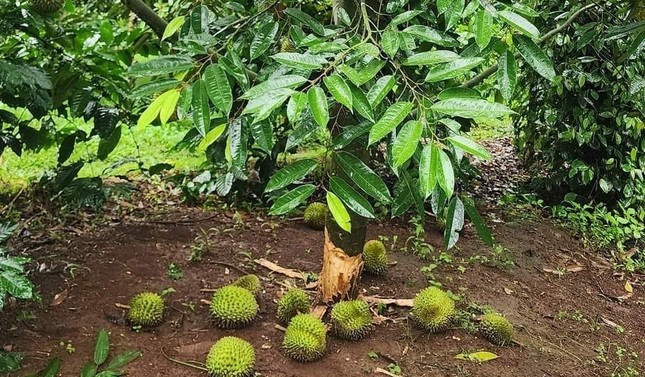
{"left": 1, "top": 206, "right": 644, "bottom": 377}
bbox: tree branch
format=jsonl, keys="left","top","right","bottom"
{"left": 463, "top": 3, "right": 597, "bottom": 88}
{"left": 123, "top": 0, "right": 168, "bottom": 39}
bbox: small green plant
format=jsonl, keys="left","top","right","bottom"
{"left": 0, "top": 351, "right": 23, "bottom": 372}
{"left": 60, "top": 341, "right": 75, "bottom": 355}
{"left": 367, "top": 351, "right": 378, "bottom": 360}
{"left": 387, "top": 363, "right": 402, "bottom": 375}
{"left": 404, "top": 216, "right": 434, "bottom": 259}
{"left": 0, "top": 222, "right": 36, "bottom": 311}
{"left": 469, "top": 244, "right": 515, "bottom": 269}
{"left": 167, "top": 263, "right": 183, "bottom": 280}
{"left": 189, "top": 227, "right": 220, "bottom": 262}
{"left": 26, "top": 329, "right": 141, "bottom": 377}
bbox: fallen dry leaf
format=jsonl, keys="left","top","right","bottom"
{"left": 600, "top": 316, "right": 621, "bottom": 330}
{"left": 173, "top": 341, "right": 212, "bottom": 356}
{"left": 566, "top": 264, "right": 584, "bottom": 272}
{"left": 50, "top": 290, "right": 69, "bottom": 306}
{"left": 254, "top": 258, "right": 305, "bottom": 279}
{"left": 625, "top": 281, "right": 634, "bottom": 293}
{"left": 503, "top": 287, "right": 513, "bottom": 295}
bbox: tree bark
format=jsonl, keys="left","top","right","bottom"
{"left": 123, "top": 0, "right": 168, "bottom": 39}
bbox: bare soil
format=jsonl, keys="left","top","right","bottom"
{"left": 1, "top": 206, "right": 644, "bottom": 377}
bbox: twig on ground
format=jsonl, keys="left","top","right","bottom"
{"left": 254, "top": 258, "right": 306, "bottom": 279}
{"left": 208, "top": 261, "right": 250, "bottom": 276}
{"left": 375, "top": 367, "right": 400, "bottom": 377}
{"left": 361, "top": 295, "right": 414, "bottom": 307}
{"left": 160, "top": 346, "right": 208, "bottom": 371}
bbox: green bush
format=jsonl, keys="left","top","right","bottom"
{"left": 0, "top": 223, "right": 35, "bottom": 311}
{"left": 515, "top": 1, "right": 644, "bottom": 210}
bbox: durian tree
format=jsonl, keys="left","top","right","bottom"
{"left": 125, "top": 0, "right": 591, "bottom": 301}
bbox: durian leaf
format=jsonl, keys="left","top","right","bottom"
{"left": 332, "top": 121, "right": 371, "bottom": 150}
{"left": 474, "top": 10, "right": 494, "bottom": 49}
{"left": 162, "top": 16, "right": 186, "bottom": 41}
{"left": 335, "top": 151, "right": 392, "bottom": 203}
{"left": 425, "top": 57, "right": 485, "bottom": 82}
{"left": 512, "top": 35, "right": 556, "bottom": 81}
{"left": 326, "top": 191, "right": 351, "bottom": 232}
{"left": 497, "top": 48, "right": 517, "bottom": 101}
{"left": 446, "top": 135, "right": 491, "bottom": 160}
{"left": 444, "top": 196, "right": 464, "bottom": 249}
{"left": 250, "top": 21, "right": 279, "bottom": 61}
{"left": 97, "top": 125, "right": 121, "bottom": 161}
{"left": 242, "top": 75, "right": 308, "bottom": 100}
{"left": 323, "top": 74, "right": 353, "bottom": 111}
{"left": 431, "top": 98, "right": 516, "bottom": 118}
{"left": 368, "top": 101, "right": 414, "bottom": 145}
{"left": 402, "top": 50, "right": 459, "bottom": 66}
{"left": 462, "top": 195, "right": 493, "bottom": 246}
{"left": 129, "top": 56, "right": 194, "bottom": 77}
{"left": 203, "top": 64, "right": 232, "bottom": 116}
{"left": 307, "top": 86, "right": 329, "bottom": 127}
{"left": 265, "top": 159, "right": 319, "bottom": 192}
{"left": 93, "top": 329, "right": 110, "bottom": 366}
{"left": 39, "top": 357, "right": 61, "bottom": 377}
{"left": 191, "top": 80, "right": 210, "bottom": 137}
{"left": 105, "top": 350, "right": 142, "bottom": 371}
{"left": 392, "top": 120, "right": 422, "bottom": 168}
{"left": 349, "top": 84, "right": 374, "bottom": 122}
{"left": 284, "top": 8, "right": 326, "bottom": 36}
{"left": 437, "top": 149, "right": 455, "bottom": 198}
{"left": 271, "top": 53, "right": 327, "bottom": 70}
{"left": 498, "top": 10, "right": 540, "bottom": 39}
{"left": 419, "top": 144, "right": 439, "bottom": 199}
{"left": 269, "top": 184, "right": 316, "bottom": 215}
{"left": 329, "top": 177, "right": 376, "bottom": 218}
{"left": 197, "top": 123, "right": 227, "bottom": 152}
{"left": 367, "top": 75, "right": 396, "bottom": 108}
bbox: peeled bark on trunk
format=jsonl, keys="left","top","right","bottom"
{"left": 319, "top": 228, "right": 364, "bottom": 302}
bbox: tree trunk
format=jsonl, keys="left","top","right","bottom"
{"left": 123, "top": 0, "right": 168, "bottom": 39}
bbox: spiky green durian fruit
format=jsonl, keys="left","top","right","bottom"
{"left": 210, "top": 285, "right": 259, "bottom": 329}
{"left": 127, "top": 292, "right": 165, "bottom": 327}
{"left": 362, "top": 240, "right": 388, "bottom": 275}
{"left": 411, "top": 287, "right": 455, "bottom": 333}
{"left": 31, "top": 0, "right": 64, "bottom": 13}
{"left": 330, "top": 300, "right": 373, "bottom": 341}
{"left": 276, "top": 289, "right": 310, "bottom": 324}
{"left": 303, "top": 202, "right": 328, "bottom": 230}
{"left": 282, "top": 314, "right": 327, "bottom": 362}
{"left": 233, "top": 275, "right": 262, "bottom": 297}
{"left": 480, "top": 313, "right": 514, "bottom": 346}
{"left": 205, "top": 336, "right": 255, "bottom": 377}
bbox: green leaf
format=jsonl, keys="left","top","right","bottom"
{"left": 425, "top": 57, "right": 485, "bottom": 82}
{"left": 251, "top": 121, "right": 274, "bottom": 153}
{"left": 446, "top": 135, "right": 491, "bottom": 160}
{"left": 97, "top": 126, "right": 121, "bottom": 160}
{"left": 332, "top": 122, "right": 372, "bottom": 150}
{"left": 129, "top": 79, "right": 180, "bottom": 98}
{"left": 402, "top": 50, "right": 459, "bottom": 66}
{"left": 243, "top": 88, "right": 294, "bottom": 122}
{"left": 437, "top": 87, "right": 481, "bottom": 100}
{"left": 93, "top": 329, "right": 109, "bottom": 366}
{"left": 81, "top": 363, "right": 97, "bottom": 377}
{"left": 513, "top": 35, "right": 555, "bottom": 81}
{"left": 402, "top": 25, "right": 458, "bottom": 47}
{"left": 40, "top": 357, "right": 61, "bottom": 377}
{"left": 455, "top": 351, "right": 498, "bottom": 362}
{"left": 367, "top": 75, "right": 396, "bottom": 108}
{"left": 444, "top": 196, "right": 464, "bottom": 249}
{"left": 392, "top": 120, "right": 422, "bottom": 168}
{"left": 129, "top": 56, "right": 194, "bottom": 77}
{"left": 307, "top": 86, "right": 329, "bottom": 127}
{"left": 198, "top": 123, "right": 226, "bottom": 152}
{"left": 437, "top": 149, "right": 455, "bottom": 198}
{"left": 462, "top": 195, "right": 493, "bottom": 246}
{"left": 228, "top": 119, "right": 248, "bottom": 171}
{"left": 269, "top": 185, "right": 316, "bottom": 215}
{"left": 419, "top": 144, "right": 439, "bottom": 199}
{"left": 401, "top": 170, "right": 425, "bottom": 218}
{"left": 438, "top": 0, "right": 464, "bottom": 30}
{"left": 390, "top": 10, "right": 423, "bottom": 26}
{"left": 0, "top": 270, "right": 33, "bottom": 299}
{"left": 265, "top": 159, "right": 318, "bottom": 192}
{"left": 368, "top": 102, "right": 414, "bottom": 144}
{"left": 162, "top": 16, "right": 186, "bottom": 41}
{"left": 498, "top": 10, "right": 540, "bottom": 39}
{"left": 284, "top": 8, "right": 326, "bottom": 36}
{"left": 159, "top": 89, "right": 180, "bottom": 126}
{"left": 432, "top": 98, "right": 516, "bottom": 118}
{"left": 336, "top": 8, "right": 352, "bottom": 26}
{"left": 329, "top": 177, "right": 376, "bottom": 218}
{"left": 474, "top": 10, "right": 494, "bottom": 49}
{"left": 243, "top": 76, "right": 307, "bottom": 101}
{"left": 497, "top": 48, "right": 517, "bottom": 100}
{"left": 0, "top": 351, "right": 23, "bottom": 372}
{"left": 335, "top": 151, "right": 392, "bottom": 203}
{"left": 287, "top": 92, "right": 308, "bottom": 123}
{"left": 286, "top": 119, "right": 317, "bottom": 151}
{"left": 324, "top": 74, "right": 353, "bottom": 111}
{"left": 380, "top": 29, "right": 400, "bottom": 57}
{"left": 338, "top": 60, "right": 386, "bottom": 86}
{"left": 203, "top": 65, "right": 232, "bottom": 116}
{"left": 191, "top": 80, "right": 210, "bottom": 137}
{"left": 105, "top": 349, "right": 141, "bottom": 371}
{"left": 136, "top": 91, "right": 167, "bottom": 127}
{"left": 326, "top": 191, "right": 351, "bottom": 232}
{"left": 271, "top": 53, "right": 327, "bottom": 70}
{"left": 349, "top": 84, "right": 374, "bottom": 122}
{"left": 250, "top": 22, "right": 279, "bottom": 61}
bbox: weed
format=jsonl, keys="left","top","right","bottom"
{"left": 167, "top": 263, "right": 183, "bottom": 280}
{"left": 387, "top": 363, "right": 402, "bottom": 375}
{"left": 404, "top": 216, "right": 434, "bottom": 259}
{"left": 189, "top": 227, "right": 220, "bottom": 262}
{"left": 470, "top": 244, "right": 515, "bottom": 269}
{"left": 16, "top": 310, "right": 36, "bottom": 322}
{"left": 367, "top": 351, "right": 378, "bottom": 360}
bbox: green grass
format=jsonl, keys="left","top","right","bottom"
{"left": 468, "top": 118, "right": 513, "bottom": 141}
{"left": 0, "top": 117, "right": 205, "bottom": 194}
